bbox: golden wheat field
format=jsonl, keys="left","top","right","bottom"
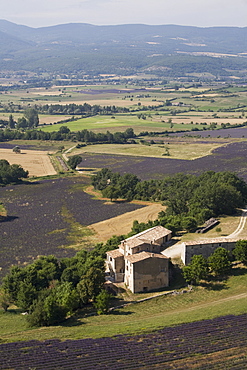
{"left": 89, "top": 203, "right": 166, "bottom": 241}
{"left": 0, "top": 149, "right": 56, "bottom": 177}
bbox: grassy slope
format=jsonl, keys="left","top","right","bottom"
{"left": 1, "top": 266, "right": 247, "bottom": 343}
{"left": 40, "top": 114, "right": 197, "bottom": 133}
{"left": 72, "top": 141, "right": 225, "bottom": 160}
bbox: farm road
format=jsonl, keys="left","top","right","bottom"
{"left": 227, "top": 208, "right": 247, "bottom": 238}
{"left": 163, "top": 208, "right": 247, "bottom": 260}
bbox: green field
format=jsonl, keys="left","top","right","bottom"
{"left": 40, "top": 113, "right": 245, "bottom": 134}
{"left": 71, "top": 141, "right": 225, "bottom": 160}
{"left": 1, "top": 265, "right": 247, "bottom": 342}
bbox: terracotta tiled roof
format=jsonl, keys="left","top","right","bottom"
{"left": 126, "top": 251, "right": 168, "bottom": 264}
{"left": 106, "top": 249, "right": 124, "bottom": 258}
{"left": 121, "top": 226, "right": 172, "bottom": 249}
{"left": 122, "top": 238, "right": 146, "bottom": 248}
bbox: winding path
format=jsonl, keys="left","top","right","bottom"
{"left": 226, "top": 208, "right": 247, "bottom": 238}
{"left": 163, "top": 208, "right": 247, "bottom": 260}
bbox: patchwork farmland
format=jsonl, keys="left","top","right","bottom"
{"left": 1, "top": 75, "right": 247, "bottom": 370}
{"left": 77, "top": 141, "right": 247, "bottom": 181}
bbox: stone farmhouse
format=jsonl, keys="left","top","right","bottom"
{"left": 181, "top": 238, "right": 238, "bottom": 265}
{"left": 106, "top": 226, "right": 172, "bottom": 293}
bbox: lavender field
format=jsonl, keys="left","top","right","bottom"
{"left": 170, "top": 126, "right": 247, "bottom": 138}
{"left": 1, "top": 314, "right": 246, "bottom": 369}
{"left": 0, "top": 177, "right": 144, "bottom": 280}
{"left": 78, "top": 141, "right": 247, "bottom": 181}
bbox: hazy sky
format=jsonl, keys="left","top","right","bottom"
{"left": 2, "top": 0, "right": 247, "bottom": 28}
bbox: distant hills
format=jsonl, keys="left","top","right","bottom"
{"left": 0, "top": 20, "right": 247, "bottom": 77}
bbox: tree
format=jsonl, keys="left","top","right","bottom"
{"left": 67, "top": 155, "right": 82, "bottom": 170}
{"left": 58, "top": 126, "right": 70, "bottom": 134}
{"left": 17, "top": 117, "right": 28, "bottom": 129}
{"left": 8, "top": 114, "right": 15, "bottom": 129}
{"left": 93, "top": 290, "right": 112, "bottom": 315}
{"left": 0, "top": 160, "right": 28, "bottom": 185}
{"left": 13, "top": 146, "right": 21, "bottom": 154}
{"left": 24, "top": 108, "right": 39, "bottom": 128}
{"left": 208, "top": 247, "right": 231, "bottom": 276}
{"left": 27, "top": 293, "right": 67, "bottom": 327}
{"left": 182, "top": 255, "right": 209, "bottom": 284}
{"left": 77, "top": 267, "right": 105, "bottom": 304}
{"left": 16, "top": 281, "right": 38, "bottom": 311}
{"left": 233, "top": 240, "right": 247, "bottom": 265}
{"left": 102, "top": 185, "right": 120, "bottom": 201}
{"left": 0, "top": 290, "right": 11, "bottom": 312}
{"left": 54, "top": 282, "right": 80, "bottom": 314}
{"left": 181, "top": 216, "right": 197, "bottom": 232}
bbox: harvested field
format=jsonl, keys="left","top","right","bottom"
{"left": 0, "top": 148, "right": 56, "bottom": 177}
{"left": 75, "top": 141, "right": 223, "bottom": 160}
{"left": 0, "top": 177, "right": 144, "bottom": 280}
{"left": 77, "top": 141, "right": 247, "bottom": 182}
{"left": 89, "top": 203, "right": 166, "bottom": 242}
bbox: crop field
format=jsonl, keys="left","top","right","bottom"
{"left": 0, "top": 177, "right": 145, "bottom": 280}
{"left": 0, "top": 148, "right": 56, "bottom": 177}
{"left": 74, "top": 141, "right": 224, "bottom": 160}
{"left": 172, "top": 126, "right": 247, "bottom": 138}
{"left": 77, "top": 141, "right": 247, "bottom": 182}
{"left": 0, "top": 140, "right": 77, "bottom": 152}
{"left": 0, "top": 85, "right": 163, "bottom": 107}
{"left": 40, "top": 114, "right": 198, "bottom": 133}
{"left": 2, "top": 83, "right": 247, "bottom": 109}
{"left": 40, "top": 112, "right": 246, "bottom": 134}
{"left": 89, "top": 203, "right": 166, "bottom": 242}
{"left": 0, "top": 313, "right": 247, "bottom": 369}
{"left": 2, "top": 83, "right": 247, "bottom": 132}
{"left": 0, "top": 113, "right": 72, "bottom": 125}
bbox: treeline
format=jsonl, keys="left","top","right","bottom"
{"left": 0, "top": 159, "right": 28, "bottom": 186}
{"left": 0, "top": 109, "right": 39, "bottom": 130}
{"left": 92, "top": 169, "right": 247, "bottom": 231}
{"left": 0, "top": 102, "right": 129, "bottom": 115}
{"left": 1, "top": 241, "right": 114, "bottom": 326}
{"left": 0, "top": 126, "right": 136, "bottom": 144}
{"left": 38, "top": 103, "right": 129, "bottom": 116}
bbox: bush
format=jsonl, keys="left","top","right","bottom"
{"left": 67, "top": 155, "right": 82, "bottom": 170}
{"left": 182, "top": 255, "right": 209, "bottom": 285}
{"left": 208, "top": 247, "right": 231, "bottom": 276}
{"left": 27, "top": 294, "right": 67, "bottom": 327}
{"left": 233, "top": 240, "right": 247, "bottom": 264}
{"left": 93, "top": 290, "right": 112, "bottom": 315}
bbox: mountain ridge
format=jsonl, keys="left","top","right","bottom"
{"left": 0, "top": 20, "right": 246, "bottom": 76}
